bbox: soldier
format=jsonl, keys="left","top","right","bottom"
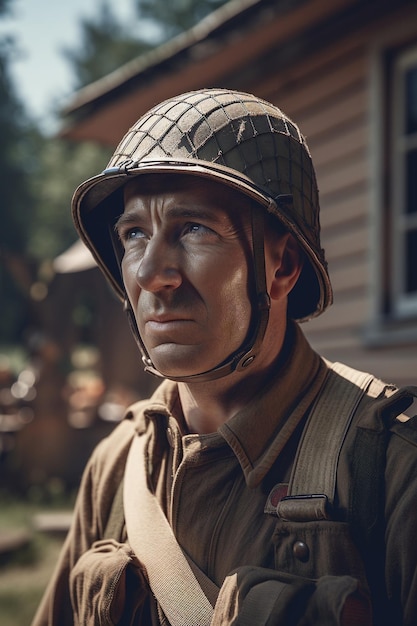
{"left": 33, "top": 89, "right": 417, "bottom": 626}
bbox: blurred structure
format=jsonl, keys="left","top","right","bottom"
{"left": 1, "top": 242, "right": 158, "bottom": 493}
{"left": 60, "top": 0, "right": 417, "bottom": 387}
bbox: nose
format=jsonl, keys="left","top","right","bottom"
{"left": 135, "top": 235, "right": 182, "bottom": 293}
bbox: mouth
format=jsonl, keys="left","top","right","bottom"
{"left": 142, "top": 313, "right": 196, "bottom": 340}
{"left": 146, "top": 318, "right": 192, "bottom": 330}
{"left": 145, "top": 312, "right": 193, "bottom": 324}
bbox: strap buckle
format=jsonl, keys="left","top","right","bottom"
{"left": 276, "top": 494, "right": 331, "bottom": 522}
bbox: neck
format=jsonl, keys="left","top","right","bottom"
{"left": 178, "top": 374, "right": 257, "bottom": 434}
{"left": 178, "top": 320, "right": 292, "bottom": 434}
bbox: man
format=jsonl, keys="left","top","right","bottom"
{"left": 33, "top": 89, "right": 417, "bottom": 625}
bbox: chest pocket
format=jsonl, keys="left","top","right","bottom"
{"left": 266, "top": 364, "right": 417, "bottom": 625}
{"left": 272, "top": 518, "right": 368, "bottom": 585}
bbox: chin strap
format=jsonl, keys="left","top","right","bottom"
{"left": 124, "top": 207, "right": 271, "bottom": 383}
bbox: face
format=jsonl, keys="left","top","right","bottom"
{"left": 116, "top": 175, "right": 256, "bottom": 378}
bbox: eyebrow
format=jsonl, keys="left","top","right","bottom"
{"left": 114, "top": 205, "right": 226, "bottom": 233}
{"left": 114, "top": 212, "right": 139, "bottom": 234}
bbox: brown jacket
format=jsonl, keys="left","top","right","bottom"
{"left": 32, "top": 323, "right": 417, "bottom": 625}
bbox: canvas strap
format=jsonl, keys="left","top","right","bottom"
{"left": 124, "top": 432, "right": 216, "bottom": 626}
{"left": 124, "top": 362, "right": 375, "bottom": 623}
{"left": 277, "top": 361, "right": 374, "bottom": 521}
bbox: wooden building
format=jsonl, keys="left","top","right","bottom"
{"left": 61, "top": 0, "right": 417, "bottom": 387}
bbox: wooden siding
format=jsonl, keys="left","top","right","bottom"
{"left": 248, "top": 21, "right": 417, "bottom": 386}
{"left": 60, "top": 1, "right": 417, "bottom": 388}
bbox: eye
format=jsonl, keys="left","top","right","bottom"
{"left": 119, "top": 226, "right": 147, "bottom": 244}
{"left": 182, "top": 222, "right": 215, "bottom": 237}
{"left": 127, "top": 227, "right": 146, "bottom": 239}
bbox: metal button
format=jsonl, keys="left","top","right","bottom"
{"left": 241, "top": 355, "right": 255, "bottom": 368}
{"left": 293, "top": 540, "right": 309, "bottom": 562}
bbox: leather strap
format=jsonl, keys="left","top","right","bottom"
{"left": 124, "top": 433, "right": 216, "bottom": 626}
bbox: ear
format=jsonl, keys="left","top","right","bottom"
{"left": 268, "top": 233, "right": 304, "bottom": 301}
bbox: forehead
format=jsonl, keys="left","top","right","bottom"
{"left": 122, "top": 173, "right": 253, "bottom": 218}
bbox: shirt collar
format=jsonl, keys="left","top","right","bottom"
{"left": 131, "top": 322, "right": 328, "bottom": 487}
{"left": 219, "top": 322, "right": 328, "bottom": 486}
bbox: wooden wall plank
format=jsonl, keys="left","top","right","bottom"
{"left": 251, "top": 6, "right": 417, "bottom": 387}
{"left": 323, "top": 223, "right": 368, "bottom": 262}
{"left": 310, "top": 122, "right": 368, "bottom": 170}
{"left": 328, "top": 258, "right": 369, "bottom": 293}
{"left": 320, "top": 187, "right": 369, "bottom": 229}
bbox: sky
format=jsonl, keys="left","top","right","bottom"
{"left": 1, "top": 0, "right": 137, "bottom": 133}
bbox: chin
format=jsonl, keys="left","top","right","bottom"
{"left": 149, "top": 346, "right": 201, "bottom": 376}
{"left": 148, "top": 344, "right": 217, "bottom": 379}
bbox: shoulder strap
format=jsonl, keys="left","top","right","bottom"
{"left": 277, "top": 361, "right": 374, "bottom": 521}
{"left": 124, "top": 432, "right": 217, "bottom": 626}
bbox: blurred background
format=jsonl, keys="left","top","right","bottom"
{"left": 1, "top": 0, "right": 417, "bottom": 623}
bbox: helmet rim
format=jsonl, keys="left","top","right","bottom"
{"left": 72, "top": 155, "right": 333, "bottom": 321}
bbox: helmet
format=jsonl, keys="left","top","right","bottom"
{"left": 73, "top": 88, "right": 332, "bottom": 320}
{"left": 72, "top": 89, "right": 332, "bottom": 380}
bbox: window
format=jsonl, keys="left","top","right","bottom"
{"left": 366, "top": 37, "right": 417, "bottom": 346}
{"left": 391, "top": 46, "right": 417, "bottom": 318}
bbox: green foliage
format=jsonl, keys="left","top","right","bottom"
{"left": 0, "top": 2, "right": 111, "bottom": 344}
{"left": 135, "top": 0, "right": 228, "bottom": 40}
{"left": 62, "top": 0, "right": 152, "bottom": 89}
{"left": 0, "top": 6, "right": 39, "bottom": 344}
{"left": 0, "top": 0, "right": 11, "bottom": 17}
{"left": 0, "top": 35, "right": 34, "bottom": 253}
{"left": 63, "top": 0, "right": 230, "bottom": 89}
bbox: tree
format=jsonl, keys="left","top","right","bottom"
{"left": 62, "top": 1, "right": 152, "bottom": 90}
{"left": 0, "top": 0, "right": 42, "bottom": 343}
{"left": 135, "top": 0, "right": 229, "bottom": 42}
{"left": 63, "top": 0, "right": 230, "bottom": 90}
